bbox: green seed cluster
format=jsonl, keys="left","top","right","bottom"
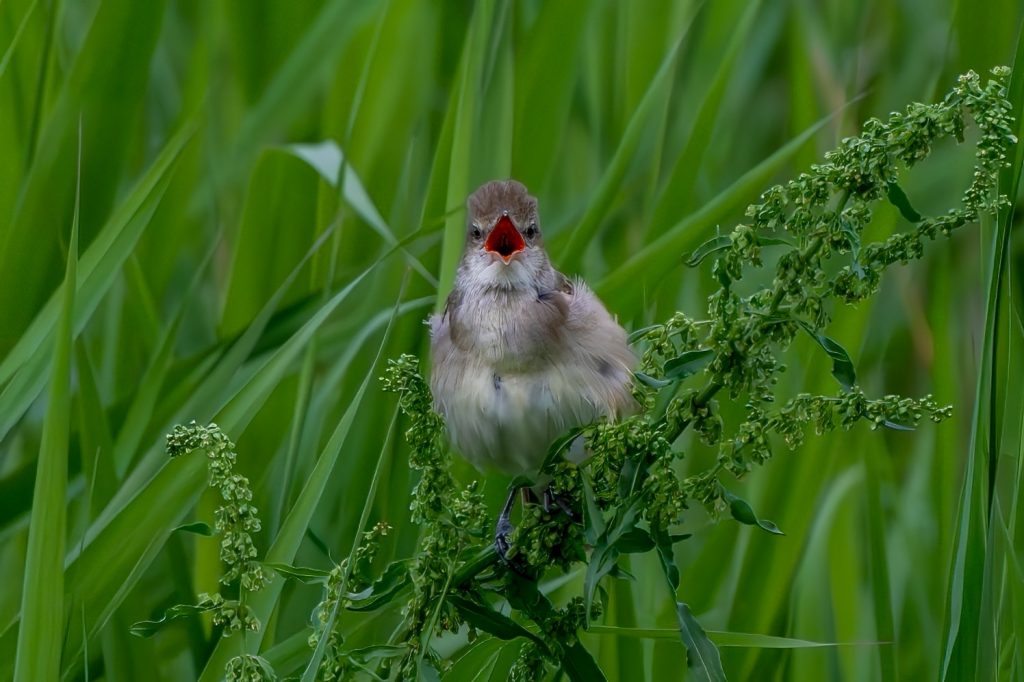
{"left": 166, "top": 421, "right": 267, "bottom": 634}
{"left": 382, "top": 355, "right": 488, "bottom": 678}
{"left": 224, "top": 654, "right": 276, "bottom": 682}
{"left": 662, "top": 68, "right": 1013, "bottom": 507}
{"left": 309, "top": 522, "right": 392, "bottom": 681}
{"left": 507, "top": 596, "right": 598, "bottom": 680}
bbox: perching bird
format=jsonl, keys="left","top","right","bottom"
{"left": 429, "top": 179, "right": 636, "bottom": 552}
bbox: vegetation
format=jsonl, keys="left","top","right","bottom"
{"left": 1, "top": 1, "right": 1023, "bottom": 680}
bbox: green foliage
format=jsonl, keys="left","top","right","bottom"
{"left": 150, "top": 69, "right": 1011, "bottom": 681}
{"left": 3, "top": 2, "right": 1024, "bottom": 680}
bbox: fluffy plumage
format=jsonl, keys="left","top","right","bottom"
{"left": 429, "top": 180, "right": 636, "bottom": 477}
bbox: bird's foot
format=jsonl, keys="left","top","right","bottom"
{"left": 493, "top": 486, "right": 534, "bottom": 577}
{"left": 543, "top": 487, "right": 581, "bottom": 522}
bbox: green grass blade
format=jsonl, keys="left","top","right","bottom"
{"left": 644, "top": 0, "right": 762, "bottom": 238}
{"left": 555, "top": 29, "right": 688, "bottom": 270}
{"left": 0, "top": 119, "right": 196, "bottom": 437}
{"left": 13, "top": 133, "right": 78, "bottom": 682}
{"left": 199, "top": 280, "right": 407, "bottom": 679}
{"left": 196, "top": 0, "right": 377, "bottom": 207}
{"left": 0, "top": 0, "right": 169, "bottom": 350}
{"left": 595, "top": 110, "right": 837, "bottom": 310}
{"left": 864, "top": 449, "right": 897, "bottom": 681}
{"left": 940, "top": 30, "right": 1024, "bottom": 680}
{"left": 436, "top": 0, "right": 497, "bottom": 307}
{"left": 588, "top": 624, "right": 879, "bottom": 649}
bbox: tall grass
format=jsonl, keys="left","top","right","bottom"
{"left": 0, "top": 0, "right": 1021, "bottom": 679}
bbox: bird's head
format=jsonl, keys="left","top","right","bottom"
{"left": 459, "top": 180, "right": 552, "bottom": 291}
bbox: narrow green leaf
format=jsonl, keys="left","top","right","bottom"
{"left": 13, "top": 138, "right": 78, "bottom": 681}
{"left": 588, "top": 624, "right": 877, "bottom": 648}
{"left": 128, "top": 602, "right": 218, "bottom": 638}
{"left": 285, "top": 141, "right": 436, "bottom": 286}
{"left": 684, "top": 236, "right": 733, "bottom": 267}
{"left": 0, "top": 119, "right": 195, "bottom": 442}
{"left": 172, "top": 522, "right": 214, "bottom": 537}
{"left": 723, "top": 489, "right": 785, "bottom": 536}
{"left": 646, "top": 0, "right": 763, "bottom": 237}
{"left": 675, "top": 602, "right": 727, "bottom": 682}
{"left": 262, "top": 563, "right": 331, "bottom": 584}
{"left": 627, "top": 324, "right": 663, "bottom": 344}
{"left": 797, "top": 321, "right": 857, "bottom": 389}
{"left": 347, "top": 560, "right": 411, "bottom": 612}
{"left": 886, "top": 182, "right": 923, "bottom": 222}
{"left": 634, "top": 372, "right": 673, "bottom": 389}
{"left": 449, "top": 595, "right": 548, "bottom": 650}
{"left": 0, "top": 0, "right": 169, "bottom": 347}
{"left": 204, "top": 0, "right": 377, "bottom": 201}
{"left": 436, "top": 0, "right": 498, "bottom": 307}
{"left": 663, "top": 349, "right": 715, "bottom": 381}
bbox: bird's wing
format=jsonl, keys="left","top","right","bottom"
{"left": 432, "top": 286, "right": 468, "bottom": 350}
{"left": 558, "top": 274, "right": 639, "bottom": 417}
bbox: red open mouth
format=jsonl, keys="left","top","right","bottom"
{"left": 484, "top": 215, "right": 526, "bottom": 262}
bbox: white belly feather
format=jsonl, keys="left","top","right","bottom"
{"left": 442, "top": 361, "right": 600, "bottom": 476}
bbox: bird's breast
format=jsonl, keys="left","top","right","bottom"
{"left": 437, "top": 360, "right": 600, "bottom": 477}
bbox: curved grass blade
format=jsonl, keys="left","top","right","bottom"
{"left": 645, "top": 0, "right": 764, "bottom": 238}
{"left": 0, "top": 120, "right": 196, "bottom": 442}
{"left": 556, "top": 29, "right": 689, "bottom": 269}
{"left": 596, "top": 109, "right": 840, "bottom": 310}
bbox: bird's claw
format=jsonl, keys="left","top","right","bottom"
{"left": 493, "top": 487, "right": 535, "bottom": 577}
{"left": 494, "top": 515, "right": 514, "bottom": 561}
{"left": 542, "top": 487, "right": 580, "bottom": 522}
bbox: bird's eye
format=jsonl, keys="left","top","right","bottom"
{"left": 526, "top": 224, "right": 538, "bottom": 239}
{"left": 471, "top": 226, "right": 482, "bottom": 240}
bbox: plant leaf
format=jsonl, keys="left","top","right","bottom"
{"left": 449, "top": 596, "right": 548, "bottom": 650}
{"left": 675, "top": 602, "right": 727, "bottom": 682}
{"left": 347, "top": 560, "right": 411, "bottom": 612}
{"left": 615, "top": 527, "right": 656, "bottom": 554}
{"left": 886, "top": 182, "right": 923, "bottom": 222}
{"left": 263, "top": 563, "right": 331, "bottom": 585}
{"left": 684, "top": 235, "right": 732, "bottom": 267}
{"left": 634, "top": 371, "right": 674, "bottom": 389}
{"left": 13, "top": 141, "right": 78, "bottom": 682}
{"left": 561, "top": 640, "right": 608, "bottom": 682}
{"left": 797, "top": 321, "right": 857, "bottom": 389}
{"left": 724, "top": 490, "right": 784, "bottom": 535}
{"left": 129, "top": 602, "right": 218, "bottom": 638}
{"left": 663, "top": 349, "right": 715, "bottom": 381}
{"left": 172, "top": 522, "right": 214, "bottom": 536}
{"left": 652, "top": 525, "right": 680, "bottom": 591}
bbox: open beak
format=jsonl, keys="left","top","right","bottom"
{"left": 484, "top": 215, "right": 526, "bottom": 263}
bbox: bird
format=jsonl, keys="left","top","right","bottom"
{"left": 429, "top": 179, "right": 636, "bottom": 555}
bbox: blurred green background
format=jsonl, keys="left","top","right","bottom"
{"left": 1, "top": 0, "right": 1023, "bottom": 679}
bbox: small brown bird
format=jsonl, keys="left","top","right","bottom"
{"left": 429, "top": 180, "right": 636, "bottom": 551}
